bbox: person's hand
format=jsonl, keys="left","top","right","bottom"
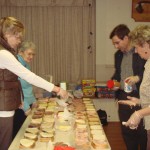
{"left": 125, "top": 76, "right": 140, "bottom": 85}
{"left": 118, "top": 100, "right": 137, "bottom": 107}
{"left": 118, "top": 96, "right": 141, "bottom": 107}
{"left": 122, "top": 111, "right": 142, "bottom": 129}
{"left": 19, "top": 102, "right": 24, "bottom": 109}
{"left": 57, "top": 88, "right": 74, "bottom": 99}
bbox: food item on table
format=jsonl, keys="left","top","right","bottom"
{"left": 38, "top": 103, "right": 48, "bottom": 107}
{"left": 24, "top": 132, "right": 38, "bottom": 140}
{"left": 34, "top": 110, "right": 45, "bottom": 116}
{"left": 56, "top": 125, "right": 72, "bottom": 131}
{"left": 48, "top": 101, "right": 57, "bottom": 106}
{"left": 43, "top": 116, "right": 54, "bottom": 123}
{"left": 86, "top": 110, "right": 97, "bottom": 115}
{"left": 90, "top": 125, "right": 102, "bottom": 130}
{"left": 32, "top": 114, "right": 43, "bottom": 119}
{"left": 91, "top": 129, "right": 104, "bottom": 136}
{"left": 87, "top": 113, "right": 98, "bottom": 118}
{"left": 40, "top": 122, "right": 54, "bottom": 129}
{"left": 88, "top": 121, "right": 100, "bottom": 125}
{"left": 25, "top": 127, "right": 39, "bottom": 134}
{"left": 41, "top": 128, "right": 54, "bottom": 134}
{"left": 28, "top": 123, "right": 40, "bottom": 128}
{"left": 54, "top": 142, "right": 75, "bottom": 150}
{"left": 88, "top": 117, "right": 99, "bottom": 122}
{"left": 36, "top": 107, "right": 46, "bottom": 112}
{"left": 75, "top": 119, "right": 86, "bottom": 124}
{"left": 39, "top": 131, "right": 54, "bottom": 142}
{"left": 31, "top": 118, "right": 43, "bottom": 125}
{"left": 91, "top": 139, "right": 108, "bottom": 149}
{"left": 49, "top": 97, "right": 58, "bottom": 101}
{"left": 37, "top": 105, "right": 47, "bottom": 110}
{"left": 54, "top": 142, "right": 68, "bottom": 147}
{"left": 75, "top": 139, "right": 90, "bottom": 149}
{"left": 37, "top": 98, "right": 49, "bottom": 103}
{"left": 20, "top": 138, "right": 35, "bottom": 148}
{"left": 76, "top": 124, "right": 87, "bottom": 129}
{"left": 45, "top": 109, "right": 54, "bottom": 115}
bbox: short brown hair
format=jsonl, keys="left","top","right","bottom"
{"left": 109, "top": 24, "right": 130, "bottom": 40}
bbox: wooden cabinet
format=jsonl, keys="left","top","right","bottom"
{"left": 93, "top": 98, "right": 119, "bottom": 122}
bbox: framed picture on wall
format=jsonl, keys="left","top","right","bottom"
{"left": 132, "top": 0, "right": 150, "bottom": 22}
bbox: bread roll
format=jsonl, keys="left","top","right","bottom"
{"left": 25, "top": 128, "right": 39, "bottom": 134}
{"left": 39, "top": 132, "right": 54, "bottom": 142}
{"left": 20, "top": 138, "right": 35, "bottom": 148}
{"left": 24, "top": 133, "right": 38, "bottom": 141}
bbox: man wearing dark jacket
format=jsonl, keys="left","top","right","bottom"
{"left": 110, "top": 24, "right": 147, "bottom": 150}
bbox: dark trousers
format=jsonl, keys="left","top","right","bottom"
{"left": 12, "top": 109, "right": 26, "bottom": 139}
{"left": 118, "top": 90, "right": 147, "bottom": 150}
{"left": 0, "top": 116, "right": 13, "bottom": 150}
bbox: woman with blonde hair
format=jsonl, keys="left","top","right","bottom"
{"left": 0, "top": 17, "right": 72, "bottom": 150}
{"left": 118, "top": 25, "right": 150, "bottom": 149}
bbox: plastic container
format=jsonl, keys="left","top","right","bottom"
{"left": 124, "top": 81, "right": 132, "bottom": 93}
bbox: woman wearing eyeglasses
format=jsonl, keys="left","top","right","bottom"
{"left": 0, "top": 16, "right": 73, "bottom": 150}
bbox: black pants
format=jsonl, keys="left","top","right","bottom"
{"left": 12, "top": 109, "right": 26, "bottom": 139}
{"left": 117, "top": 90, "right": 147, "bottom": 150}
{"left": 0, "top": 116, "right": 13, "bottom": 150}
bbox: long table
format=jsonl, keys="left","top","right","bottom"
{"left": 9, "top": 99, "right": 111, "bottom": 150}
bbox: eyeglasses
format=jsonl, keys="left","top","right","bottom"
{"left": 14, "top": 34, "right": 23, "bottom": 42}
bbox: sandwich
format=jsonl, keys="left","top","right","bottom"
{"left": 86, "top": 107, "right": 95, "bottom": 111}
{"left": 24, "top": 132, "right": 38, "bottom": 141}
{"left": 57, "top": 125, "right": 72, "bottom": 132}
{"left": 47, "top": 101, "right": 57, "bottom": 106}
{"left": 37, "top": 98, "right": 49, "bottom": 103}
{"left": 88, "top": 117, "right": 99, "bottom": 122}
{"left": 41, "top": 128, "right": 54, "bottom": 134}
{"left": 45, "top": 109, "right": 54, "bottom": 115}
{"left": 31, "top": 118, "right": 43, "bottom": 125}
{"left": 40, "top": 122, "right": 54, "bottom": 129}
{"left": 32, "top": 114, "right": 43, "bottom": 119}
{"left": 90, "top": 125, "right": 102, "bottom": 130}
{"left": 88, "top": 121, "right": 100, "bottom": 125}
{"left": 91, "top": 139, "right": 108, "bottom": 149}
{"left": 20, "top": 138, "right": 35, "bottom": 148}
{"left": 39, "top": 131, "right": 54, "bottom": 142}
{"left": 34, "top": 110, "right": 45, "bottom": 115}
{"left": 86, "top": 110, "right": 97, "bottom": 115}
{"left": 82, "top": 98, "right": 91, "bottom": 101}
{"left": 43, "top": 116, "right": 54, "bottom": 123}
{"left": 25, "top": 127, "right": 39, "bottom": 134}
{"left": 75, "top": 119, "right": 86, "bottom": 124}
{"left": 91, "top": 129, "right": 103, "bottom": 135}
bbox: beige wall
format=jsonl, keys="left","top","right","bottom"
{"left": 96, "top": 0, "right": 150, "bottom": 82}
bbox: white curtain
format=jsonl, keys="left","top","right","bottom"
{"left": 0, "top": 0, "right": 96, "bottom": 84}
